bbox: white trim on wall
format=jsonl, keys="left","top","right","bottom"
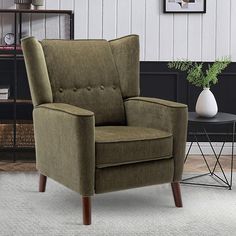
{"left": 0, "top": 0, "right": 236, "bottom": 61}
{"left": 186, "top": 142, "right": 235, "bottom": 155}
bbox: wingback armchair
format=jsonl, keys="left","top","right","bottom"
{"left": 22, "top": 35, "right": 188, "bottom": 225}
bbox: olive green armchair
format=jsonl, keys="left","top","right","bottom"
{"left": 22, "top": 35, "right": 188, "bottom": 225}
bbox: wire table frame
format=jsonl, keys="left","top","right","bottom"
{"left": 181, "top": 112, "right": 236, "bottom": 190}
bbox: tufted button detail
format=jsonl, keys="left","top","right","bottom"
{"left": 100, "top": 85, "right": 104, "bottom": 90}
{"left": 87, "top": 86, "right": 91, "bottom": 91}
{"left": 73, "top": 87, "right": 77, "bottom": 92}
{"left": 112, "top": 85, "right": 116, "bottom": 90}
{"left": 59, "top": 88, "right": 63, "bottom": 93}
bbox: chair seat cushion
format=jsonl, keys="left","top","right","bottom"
{"left": 95, "top": 126, "right": 173, "bottom": 168}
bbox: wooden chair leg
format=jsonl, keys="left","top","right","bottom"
{"left": 82, "top": 196, "right": 91, "bottom": 225}
{"left": 171, "top": 182, "right": 183, "bottom": 208}
{"left": 39, "top": 173, "right": 47, "bottom": 192}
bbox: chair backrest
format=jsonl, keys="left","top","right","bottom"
{"left": 22, "top": 35, "right": 140, "bottom": 125}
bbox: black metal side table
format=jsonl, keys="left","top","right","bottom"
{"left": 182, "top": 112, "right": 236, "bottom": 190}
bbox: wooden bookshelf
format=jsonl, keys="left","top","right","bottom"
{"left": 0, "top": 9, "right": 74, "bottom": 161}
{"left": 0, "top": 99, "right": 32, "bottom": 104}
{"left": 0, "top": 9, "right": 73, "bottom": 14}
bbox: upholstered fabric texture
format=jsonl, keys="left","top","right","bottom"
{"left": 109, "top": 35, "right": 140, "bottom": 98}
{"left": 95, "top": 159, "right": 174, "bottom": 193}
{"left": 21, "top": 37, "right": 52, "bottom": 106}
{"left": 22, "top": 35, "right": 188, "bottom": 196}
{"left": 95, "top": 126, "right": 173, "bottom": 168}
{"left": 33, "top": 103, "right": 95, "bottom": 196}
{"left": 40, "top": 39, "right": 125, "bottom": 125}
{"left": 124, "top": 97, "right": 188, "bottom": 181}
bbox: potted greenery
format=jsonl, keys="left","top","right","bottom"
{"left": 168, "top": 58, "right": 231, "bottom": 118}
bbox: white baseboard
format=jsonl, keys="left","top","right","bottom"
{"left": 186, "top": 142, "right": 235, "bottom": 155}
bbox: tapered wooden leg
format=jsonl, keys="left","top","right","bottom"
{"left": 171, "top": 182, "right": 183, "bottom": 207}
{"left": 39, "top": 173, "right": 47, "bottom": 192}
{"left": 82, "top": 196, "right": 91, "bottom": 225}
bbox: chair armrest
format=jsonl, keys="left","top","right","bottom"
{"left": 33, "top": 103, "right": 95, "bottom": 196}
{"left": 124, "top": 97, "right": 188, "bottom": 181}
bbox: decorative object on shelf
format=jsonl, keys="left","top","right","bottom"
{"left": 164, "top": 0, "right": 206, "bottom": 13}
{"left": 4, "top": 33, "right": 15, "bottom": 46}
{"left": 168, "top": 57, "right": 231, "bottom": 118}
{"left": 0, "top": 86, "right": 10, "bottom": 100}
{"left": 32, "top": 0, "right": 44, "bottom": 10}
{"left": 14, "top": 0, "right": 32, "bottom": 9}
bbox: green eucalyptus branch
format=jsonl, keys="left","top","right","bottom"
{"left": 168, "top": 57, "right": 231, "bottom": 88}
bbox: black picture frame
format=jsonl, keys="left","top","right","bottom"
{"left": 164, "top": 0, "right": 206, "bottom": 13}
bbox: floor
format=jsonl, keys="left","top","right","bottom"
{"left": 1, "top": 172, "right": 236, "bottom": 235}
{"left": 0, "top": 157, "right": 235, "bottom": 235}
{"left": 0, "top": 155, "right": 235, "bottom": 172}
{"left": 0, "top": 161, "right": 36, "bottom": 172}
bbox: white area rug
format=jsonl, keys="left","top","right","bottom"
{"left": 0, "top": 172, "right": 236, "bottom": 236}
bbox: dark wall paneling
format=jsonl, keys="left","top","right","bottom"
{"left": 140, "top": 62, "right": 189, "bottom": 105}
{"left": 140, "top": 62, "right": 236, "bottom": 142}
{"left": 140, "top": 72, "right": 178, "bottom": 101}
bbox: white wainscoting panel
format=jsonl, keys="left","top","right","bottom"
{"left": 45, "top": 0, "right": 60, "bottom": 39}
{"left": 187, "top": 14, "right": 202, "bottom": 61}
{"left": 173, "top": 14, "right": 187, "bottom": 59}
{"left": 2, "top": 0, "right": 14, "bottom": 45}
{"left": 103, "top": 0, "right": 117, "bottom": 40}
{"left": 31, "top": 3, "right": 45, "bottom": 40}
{"left": 74, "top": 0, "right": 88, "bottom": 39}
{"left": 0, "top": 0, "right": 236, "bottom": 61}
{"left": 201, "top": 0, "right": 216, "bottom": 61}
{"left": 159, "top": 7, "right": 174, "bottom": 61}
{"left": 117, "top": 0, "right": 131, "bottom": 38}
{"left": 131, "top": 0, "right": 146, "bottom": 61}
{"left": 215, "top": 0, "right": 231, "bottom": 59}
{"left": 88, "top": 0, "right": 103, "bottom": 39}
{"left": 145, "top": 0, "right": 159, "bottom": 61}
{"left": 59, "top": 0, "right": 73, "bottom": 39}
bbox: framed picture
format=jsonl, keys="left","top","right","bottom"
{"left": 164, "top": 0, "right": 206, "bottom": 13}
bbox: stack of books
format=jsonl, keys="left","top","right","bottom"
{"left": 0, "top": 86, "right": 10, "bottom": 100}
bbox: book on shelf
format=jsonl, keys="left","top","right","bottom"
{"left": 0, "top": 45, "right": 22, "bottom": 51}
{"left": 0, "top": 94, "right": 8, "bottom": 99}
{"left": 0, "top": 86, "right": 10, "bottom": 100}
{"left": 0, "top": 87, "right": 9, "bottom": 93}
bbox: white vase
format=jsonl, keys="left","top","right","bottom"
{"left": 195, "top": 88, "right": 218, "bottom": 118}
{"left": 32, "top": 0, "right": 44, "bottom": 9}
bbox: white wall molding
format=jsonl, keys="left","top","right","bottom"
{"left": 186, "top": 142, "right": 235, "bottom": 155}
{"left": 1, "top": 0, "right": 236, "bottom": 61}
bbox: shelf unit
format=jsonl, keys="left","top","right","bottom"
{"left": 0, "top": 9, "right": 74, "bottom": 161}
